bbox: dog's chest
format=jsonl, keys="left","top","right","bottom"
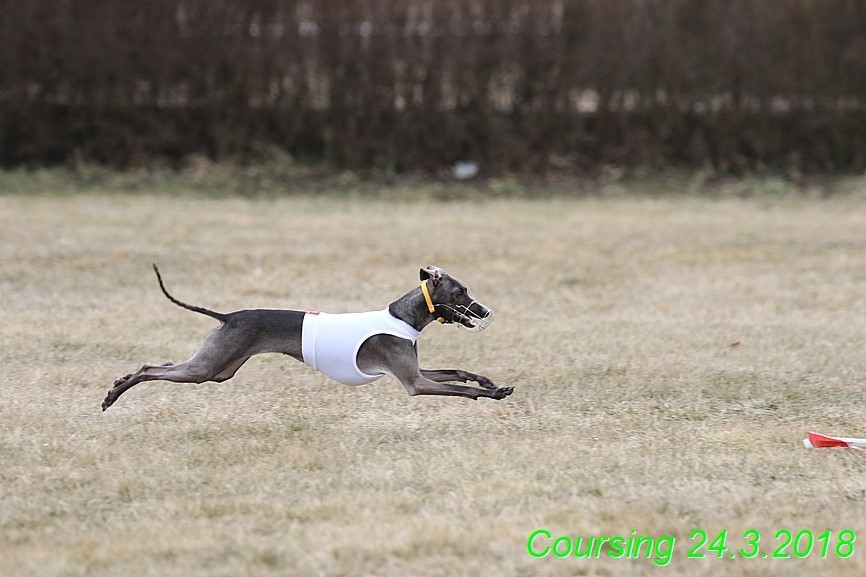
{"left": 300, "top": 309, "right": 418, "bottom": 386}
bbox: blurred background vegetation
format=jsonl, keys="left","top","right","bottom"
{"left": 2, "top": 0, "right": 866, "bottom": 177}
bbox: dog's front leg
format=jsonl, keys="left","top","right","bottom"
{"left": 420, "top": 369, "right": 499, "bottom": 390}
{"left": 358, "top": 336, "right": 513, "bottom": 401}
{"left": 405, "top": 376, "right": 514, "bottom": 400}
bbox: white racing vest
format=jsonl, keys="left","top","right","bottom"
{"left": 301, "top": 309, "right": 420, "bottom": 386}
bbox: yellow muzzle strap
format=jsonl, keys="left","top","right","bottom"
{"left": 421, "top": 281, "right": 447, "bottom": 324}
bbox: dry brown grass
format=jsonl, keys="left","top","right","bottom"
{"left": 2, "top": 190, "right": 866, "bottom": 576}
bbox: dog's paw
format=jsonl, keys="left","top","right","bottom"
{"left": 492, "top": 386, "right": 514, "bottom": 400}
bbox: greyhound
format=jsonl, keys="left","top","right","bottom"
{"left": 101, "top": 265, "right": 513, "bottom": 411}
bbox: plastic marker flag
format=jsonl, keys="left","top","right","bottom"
{"left": 803, "top": 432, "right": 866, "bottom": 449}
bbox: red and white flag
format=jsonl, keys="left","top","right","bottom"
{"left": 803, "top": 432, "right": 866, "bottom": 449}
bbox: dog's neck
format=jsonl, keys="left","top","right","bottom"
{"left": 388, "top": 287, "right": 437, "bottom": 332}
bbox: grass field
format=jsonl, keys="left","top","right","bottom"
{"left": 2, "top": 185, "right": 866, "bottom": 576}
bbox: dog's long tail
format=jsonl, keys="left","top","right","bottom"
{"left": 152, "top": 264, "right": 229, "bottom": 322}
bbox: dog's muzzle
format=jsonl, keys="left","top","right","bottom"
{"left": 437, "top": 301, "right": 495, "bottom": 333}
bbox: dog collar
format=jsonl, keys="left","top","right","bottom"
{"left": 420, "top": 281, "right": 447, "bottom": 324}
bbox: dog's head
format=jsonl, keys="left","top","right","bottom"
{"left": 419, "top": 265, "right": 494, "bottom": 332}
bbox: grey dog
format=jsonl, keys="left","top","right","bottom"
{"left": 101, "top": 265, "right": 513, "bottom": 411}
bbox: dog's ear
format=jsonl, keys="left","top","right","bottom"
{"left": 420, "top": 265, "right": 445, "bottom": 285}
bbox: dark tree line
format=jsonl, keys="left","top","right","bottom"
{"left": 2, "top": 0, "right": 866, "bottom": 173}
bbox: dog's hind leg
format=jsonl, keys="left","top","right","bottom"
{"left": 102, "top": 327, "right": 255, "bottom": 411}
{"left": 102, "top": 356, "right": 247, "bottom": 411}
{"left": 103, "top": 363, "right": 187, "bottom": 411}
